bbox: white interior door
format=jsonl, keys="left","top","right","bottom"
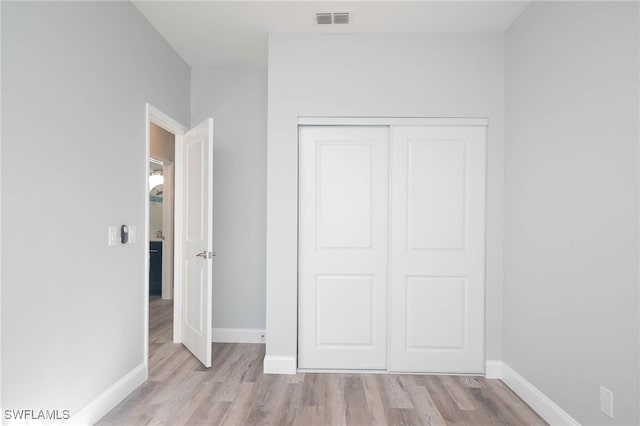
{"left": 388, "top": 125, "right": 486, "bottom": 373}
{"left": 181, "top": 118, "right": 214, "bottom": 368}
{"left": 298, "top": 126, "right": 389, "bottom": 370}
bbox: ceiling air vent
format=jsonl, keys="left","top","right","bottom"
{"left": 316, "top": 12, "right": 333, "bottom": 25}
{"left": 315, "top": 12, "right": 350, "bottom": 25}
{"left": 332, "top": 12, "right": 350, "bottom": 25}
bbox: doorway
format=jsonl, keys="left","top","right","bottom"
{"left": 148, "top": 126, "right": 176, "bottom": 367}
{"left": 149, "top": 124, "right": 175, "bottom": 301}
{"left": 144, "top": 103, "right": 215, "bottom": 369}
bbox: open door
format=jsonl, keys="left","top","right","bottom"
{"left": 180, "top": 118, "right": 214, "bottom": 368}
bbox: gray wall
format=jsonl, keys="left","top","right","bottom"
{"left": 1, "top": 1, "right": 189, "bottom": 415}
{"left": 504, "top": 2, "right": 639, "bottom": 424}
{"left": 265, "top": 33, "right": 505, "bottom": 368}
{"left": 191, "top": 68, "right": 267, "bottom": 329}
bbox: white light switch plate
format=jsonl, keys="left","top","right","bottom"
{"left": 108, "top": 226, "right": 117, "bottom": 246}
{"left": 128, "top": 225, "right": 136, "bottom": 244}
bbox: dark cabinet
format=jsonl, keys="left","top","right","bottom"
{"left": 149, "top": 241, "right": 162, "bottom": 296}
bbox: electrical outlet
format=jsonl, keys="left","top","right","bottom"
{"left": 600, "top": 386, "right": 613, "bottom": 419}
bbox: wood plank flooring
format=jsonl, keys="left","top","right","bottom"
{"left": 98, "top": 298, "right": 546, "bottom": 425}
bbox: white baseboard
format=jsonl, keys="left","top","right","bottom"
{"left": 263, "top": 355, "right": 296, "bottom": 374}
{"left": 212, "top": 328, "right": 266, "bottom": 343}
{"left": 485, "top": 360, "right": 503, "bottom": 379}
{"left": 67, "top": 363, "right": 147, "bottom": 425}
{"left": 486, "top": 361, "right": 580, "bottom": 426}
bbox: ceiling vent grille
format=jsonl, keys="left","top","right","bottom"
{"left": 316, "top": 12, "right": 333, "bottom": 25}
{"left": 315, "top": 12, "right": 350, "bottom": 25}
{"left": 332, "top": 12, "right": 350, "bottom": 25}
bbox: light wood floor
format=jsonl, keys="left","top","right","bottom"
{"left": 98, "top": 297, "right": 546, "bottom": 426}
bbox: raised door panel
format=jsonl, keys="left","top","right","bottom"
{"left": 184, "top": 137, "right": 205, "bottom": 337}
{"left": 407, "top": 141, "right": 466, "bottom": 250}
{"left": 186, "top": 139, "right": 204, "bottom": 242}
{"left": 405, "top": 276, "right": 466, "bottom": 349}
{"left": 184, "top": 260, "right": 203, "bottom": 334}
{"left": 318, "top": 143, "right": 373, "bottom": 249}
{"left": 316, "top": 275, "right": 374, "bottom": 346}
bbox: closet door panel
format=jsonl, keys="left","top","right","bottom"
{"left": 298, "top": 126, "right": 389, "bottom": 370}
{"left": 389, "top": 125, "right": 487, "bottom": 374}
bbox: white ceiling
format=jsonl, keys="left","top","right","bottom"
{"left": 134, "top": 1, "right": 531, "bottom": 68}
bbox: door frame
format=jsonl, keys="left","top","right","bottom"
{"left": 145, "top": 103, "right": 189, "bottom": 367}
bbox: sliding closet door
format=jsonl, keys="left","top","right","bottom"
{"left": 298, "top": 126, "right": 389, "bottom": 370}
{"left": 389, "top": 125, "right": 487, "bottom": 373}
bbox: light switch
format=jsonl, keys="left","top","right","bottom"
{"left": 108, "top": 226, "right": 117, "bottom": 246}
{"left": 128, "top": 225, "right": 137, "bottom": 244}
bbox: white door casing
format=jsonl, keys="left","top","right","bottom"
{"left": 298, "top": 126, "right": 390, "bottom": 370}
{"left": 181, "top": 118, "right": 214, "bottom": 368}
{"left": 388, "top": 125, "right": 487, "bottom": 373}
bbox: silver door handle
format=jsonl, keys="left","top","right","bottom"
{"left": 196, "top": 250, "right": 216, "bottom": 259}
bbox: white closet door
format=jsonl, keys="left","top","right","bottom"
{"left": 389, "top": 125, "right": 487, "bottom": 373}
{"left": 298, "top": 126, "right": 389, "bottom": 370}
